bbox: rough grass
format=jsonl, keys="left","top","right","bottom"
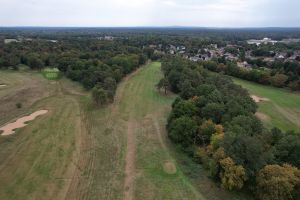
{"left": 0, "top": 72, "right": 81, "bottom": 199}
{"left": 0, "top": 71, "right": 54, "bottom": 125}
{"left": 233, "top": 78, "right": 300, "bottom": 132}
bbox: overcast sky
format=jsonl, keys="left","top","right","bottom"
{"left": 0, "top": 0, "right": 299, "bottom": 27}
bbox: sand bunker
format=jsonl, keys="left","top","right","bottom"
{"left": 255, "top": 112, "right": 270, "bottom": 121}
{"left": 163, "top": 161, "right": 177, "bottom": 175}
{"left": 251, "top": 95, "right": 270, "bottom": 103}
{"left": 0, "top": 110, "right": 48, "bottom": 136}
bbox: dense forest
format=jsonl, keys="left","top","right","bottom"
{"left": 0, "top": 38, "right": 149, "bottom": 104}
{"left": 161, "top": 57, "right": 300, "bottom": 200}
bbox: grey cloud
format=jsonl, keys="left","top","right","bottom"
{"left": 0, "top": 0, "right": 298, "bottom": 27}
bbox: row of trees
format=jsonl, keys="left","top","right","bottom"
{"left": 0, "top": 39, "right": 149, "bottom": 105}
{"left": 162, "top": 57, "right": 300, "bottom": 200}
{"left": 202, "top": 60, "right": 300, "bottom": 91}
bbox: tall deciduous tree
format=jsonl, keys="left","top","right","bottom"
{"left": 271, "top": 73, "right": 288, "bottom": 87}
{"left": 157, "top": 78, "right": 170, "bottom": 94}
{"left": 92, "top": 86, "right": 107, "bottom": 106}
{"left": 219, "top": 157, "right": 247, "bottom": 190}
{"left": 257, "top": 164, "right": 300, "bottom": 200}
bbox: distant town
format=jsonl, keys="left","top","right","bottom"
{"left": 143, "top": 37, "right": 300, "bottom": 69}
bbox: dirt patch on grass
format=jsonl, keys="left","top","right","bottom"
{"left": 255, "top": 112, "right": 270, "bottom": 122}
{"left": 163, "top": 161, "right": 177, "bottom": 175}
{"left": 123, "top": 120, "right": 136, "bottom": 200}
{"left": 0, "top": 110, "right": 48, "bottom": 136}
{"left": 251, "top": 95, "right": 270, "bottom": 103}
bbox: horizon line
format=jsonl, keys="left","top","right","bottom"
{"left": 1, "top": 26, "right": 300, "bottom": 29}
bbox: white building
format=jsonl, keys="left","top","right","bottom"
{"left": 247, "top": 38, "right": 278, "bottom": 46}
{"left": 4, "top": 39, "right": 19, "bottom": 44}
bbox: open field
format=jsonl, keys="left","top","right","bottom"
{"left": 233, "top": 78, "right": 300, "bottom": 132}
{"left": 0, "top": 63, "right": 250, "bottom": 200}
{"left": 0, "top": 71, "right": 85, "bottom": 199}
{"left": 0, "top": 71, "right": 54, "bottom": 125}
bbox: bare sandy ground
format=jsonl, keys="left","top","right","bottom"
{"left": 251, "top": 95, "right": 270, "bottom": 103}
{"left": 255, "top": 112, "right": 270, "bottom": 121}
{"left": 163, "top": 161, "right": 177, "bottom": 174}
{"left": 0, "top": 110, "right": 48, "bottom": 136}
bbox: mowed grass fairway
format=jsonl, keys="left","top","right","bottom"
{"left": 0, "top": 63, "right": 249, "bottom": 200}
{"left": 234, "top": 78, "right": 300, "bottom": 132}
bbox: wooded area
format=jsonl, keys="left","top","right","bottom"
{"left": 162, "top": 57, "right": 300, "bottom": 200}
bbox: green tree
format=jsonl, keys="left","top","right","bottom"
{"left": 157, "top": 78, "right": 170, "bottom": 94}
{"left": 168, "top": 99, "right": 198, "bottom": 122}
{"left": 92, "top": 86, "right": 107, "bottom": 106}
{"left": 202, "top": 103, "right": 225, "bottom": 123}
{"left": 27, "top": 54, "right": 44, "bottom": 69}
{"left": 274, "top": 132, "right": 300, "bottom": 168}
{"left": 103, "top": 77, "right": 117, "bottom": 101}
{"left": 168, "top": 116, "right": 198, "bottom": 147}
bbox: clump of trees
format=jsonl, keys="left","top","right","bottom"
{"left": 162, "top": 57, "right": 300, "bottom": 200}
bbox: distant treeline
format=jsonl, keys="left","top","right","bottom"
{"left": 1, "top": 27, "right": 300, "bottom": 41}
{"left": 161, "top": 57, "right": 300, "bottom": 200}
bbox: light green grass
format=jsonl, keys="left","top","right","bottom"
{"left": 233, "top": 78, "right": 300, "bottom": 132}
{"left": 42, "top": 68, "right": 60, "bottom": 80}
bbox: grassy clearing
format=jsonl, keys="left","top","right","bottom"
{"left": 0, "top": 71, "right": 82, "bottom": 199}
{"left": 233, "top": 78, "right": 300, "bottom": 132}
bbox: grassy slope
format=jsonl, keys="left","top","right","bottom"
{"left": 233, "top": 78, "right": 300, "bottom": 132}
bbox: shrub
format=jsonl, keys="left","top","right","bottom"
{"left": 16, "top": 103, "right": 22, "bottom": 109}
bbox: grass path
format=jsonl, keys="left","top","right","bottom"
{"left": 67, "top": 62, "right": 206, "bottom": 200}
{"left": 233, "top": 78, "right": 300, "bottom": 132}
